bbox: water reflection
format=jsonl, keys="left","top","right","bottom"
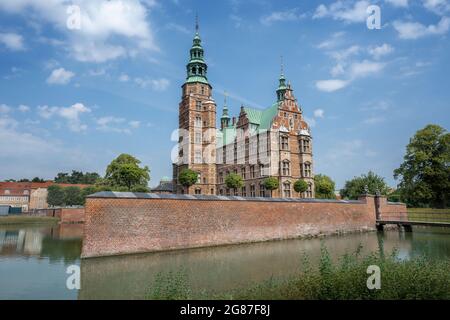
{"left": 79, "top": 227, "right": 450, "bottom": 300}
{"left": 1, "top": 224, "right": 450, "bottom": 300}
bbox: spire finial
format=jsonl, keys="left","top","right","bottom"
{"left": 280, "top": 55, "right": 284, "bottom": 76}
{"left": 224, "top": 90, "right": 228, "bottom": 106}
{"left": 195, "top": 13, "right": 199, "bottom": 32}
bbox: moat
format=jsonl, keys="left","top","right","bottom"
{"left": 1, "top": 223, "right": 450, "bottom": 299}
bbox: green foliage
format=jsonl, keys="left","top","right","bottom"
{"left": 178, "top": 169, "right": 198, "bottom": 188}
{"left": 314, "top": 174, "right": 336, "bottom": 199}
{"left": 146, "top": 270, "right": 192, "bottom": 300}
{"left": 146, "top": 246, "right": 450, "bottom": 300}
{"left": 31, "top": 177, "right": 45, "bottom": 183}
{"left": 394, "top": 124, "right": 450, "bottom": 208}
{"left": 131, "top": 185, "right": 150, "bottom": 193}
{"left": 263, "top": 177, "right": 279, "bottom": 191}
{"left": 54, "top": 170, "right": 100, "bottom": 184}
{"left": 294, "top": 179, "right": 308, "bottom": 194}
{"left": 47, "top": 185, "right": 65, "bottom": 207}
{"left": 225, "top": 173, "right": 244, "bottom": 190}
{"left": 340, "top": 171, "right": 390, "bottom": 200}
{"left": 63, "top": 186, "right": 83, "bottom": 206}
{"left": 105, "top": 154, "right": 150, "bottom": 191}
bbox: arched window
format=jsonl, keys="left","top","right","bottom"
{"left": 195, "top": 116, "right": 202, "bottom": 127}
{"left": 283, "top": 181, "right": 291, "bottom": 198}
{"left": 282, "top": 160, "right": 290, "bottom": 176}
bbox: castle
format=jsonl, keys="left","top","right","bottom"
{"left": 172, "top": 24, "right": 314, "bottom": 198}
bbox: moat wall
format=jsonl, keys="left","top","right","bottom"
{"left": 81, "top": 192, "right": 407, "bottom": 258}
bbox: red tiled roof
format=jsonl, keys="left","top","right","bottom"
{"left": 0, "top": 181, "right": 92, "bottom": 196}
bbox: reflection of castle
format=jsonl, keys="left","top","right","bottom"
{"left": 172, "top": 23, "right": 314, "bottom": 198}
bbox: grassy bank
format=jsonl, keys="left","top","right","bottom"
{"left": 0, "top": 215, "right": 59, "bottom": 225}
{"left": 408, "top": 208, "right": 450, "bottom": 223}
{"left": 146, "top": 245, "right": 450, "bottom": 300}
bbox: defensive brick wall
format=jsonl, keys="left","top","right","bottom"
{"left": 82, "top": 192, "right": 407, "bottom": 258}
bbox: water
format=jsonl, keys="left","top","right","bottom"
{"left": 1, "top": 223, "right": 450, "bottom": 300}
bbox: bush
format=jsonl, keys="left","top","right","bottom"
{"left": 294, "top": 180, "right": 308, "bottom": 194}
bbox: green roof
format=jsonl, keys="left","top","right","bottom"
{"left": 218, "top": 103, "right": 279, "bottom": 146}
{"left": 185, "top": 76, "right": 209, "bottom": 84}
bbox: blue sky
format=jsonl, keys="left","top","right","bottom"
{"left": 0, "top": 0, "right": 449, "bottom": 188}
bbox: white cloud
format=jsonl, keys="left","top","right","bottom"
{"left": 422, "top": 0, "right": 450, "bottom": 15}
{"left": 0, "top": 104, "right": 12, "bottom": 114}
{"left": 393, "top": 17, "right": 450, "bottom": 39}
{"left": 368, "top": 43, "right": 394, "bottom": 59}
{"left": 119, "top": 73, "right": 130, "bottom": 82}
{"left": 38, "top": 103, "right": 91, "bottom": 132}
{"left": 313, "top": 1, "right": 370, "bottom": 23}
{"left": 349, "top": 60, "right": 385, "bottom": 79}
{"left": 0, "top": 0, "right": 158, "bottom": 63}
{"left": 129, "top": 120, "right": 140, "bottom": 128}
{"left": 260, "top": 8, "right": 306, "bottom": 25}
{"left": 363, "top": 116, "right": 385, "bottom": 124}
{"left": 46, "top": 67, "right": 75, "bottom": 85}
{"left": 18, "top": 104, "right": 30, "bottom": 112}
{"left": 134, "top": 77, "right": 170, "bottom": 91}
{"left": 330, "top": 45, "right": 361, "bottom": 61}
{"left": 96, "top": 116, "right": 139, "bottom": 134}
{"left": 385, "top": 0, "right": 409, "bottom": 7}
{"left": 0, "top": 32, "right": 25, "bottom": 51}
{"left": 316, "top": 79, "right": 349, "bottom": 92}
{"left": 317, "top": 31, "right": 345, "bottom": 49}
{"left": 314, "top": 109, "right": 325, "bottom": 118}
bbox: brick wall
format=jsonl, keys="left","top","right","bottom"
{"left": 81, "top": 192, "right": 407, "bottom": 258}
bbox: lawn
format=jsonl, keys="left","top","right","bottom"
{"left": 408, "top": 208, "right": 450, "bottom": 223}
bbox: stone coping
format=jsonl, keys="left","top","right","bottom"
{"left": 87, "top": 191, "right": 365, "bottom": 204}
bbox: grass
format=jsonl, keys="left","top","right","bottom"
{"left": 0, "top": 215, "right": 59, "bottom": 225}
{"left": 408, "top": 208, "right": 450, "bottom": 223}
{"left": 146, "top": 245, "right": 450, "bottom": 300}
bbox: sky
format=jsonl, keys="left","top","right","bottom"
{"left": 0, "top": 0, "right": 449, "bottom": 189}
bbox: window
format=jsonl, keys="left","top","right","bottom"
{"left": 195, "top": 116, "right": 202, "bottom": 127}
{"left": 250, "top": 185, "right": 256, "bottom": 197}
{"left": 283, "top": 182, "right": 291, "bottom": 198}
{"left": 201, "top": 86, "right": 205, "bottom": 95}
{"left": 203, "top": 177, "right": 207, "bottom": 184}
{"left": 219, "top": 189, "right": 224, "bottom": 195}
{"left": 195, "top": 188, "right": 202, "bottom": 195}
{"left": 241, "top": 186, "right": 247, "bottom": 197}
{"left": 259, "top": 164, "right": 265, "bottom": 177}
{"left": 281, "top": 135, "right": 289, "bottom": 150}
{"left": 195, "top": 132, "right": 202, "bottom": 144}
{"left": 219, "top": 172, "right": 223, "bottom": 183}
{"left": 250, "top": 165, "right": 256, "bottom": 178}
{"left": 303, "top": 162, "right": 312, "bottom": 177}
{"left": 211, "top": 188, "right": 214, "bottom": 195}
{"left": 196, "top": 100, "right": 202, "bottom": 111}
{"left": 226, "top": 188, "right": 230, "bottom": 196}
{"left": 4, "top": 190, "right": 10, "bottom": 195}
{"left": 241, "top": 167, "right": 246, "bottom": 179}
{"left": 301, "top": 138, "right": 311, "bottom": 153}
{"left": 259, "top": 184, "right": 265, "bottom": 197}
{"left": 282, "top": 161, "right": 290, "bottom": 176}
{"left": 195, "top": 150, "right": 202, "bottom": 163}
{"left": 306, "top": 183, "right": 313, "bottom": 198}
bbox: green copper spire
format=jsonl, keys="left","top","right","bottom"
{"left": 221, "top": 91, "right": 231, "bottom": 129}
{"left": 276, "top": 56, "right": 287, "bottom": 102}
{"left": 186, "top": 16, "right": 209, "bottom": 85}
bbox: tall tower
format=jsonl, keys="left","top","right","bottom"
{"left": 174, "top": 19, "right": 217, "bottom": 195}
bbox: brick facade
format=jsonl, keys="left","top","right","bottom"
{"left": 81, "top": 192, "right": 407, "bottom": 258}
{"left": 172, "top": 27, "right": 315, "bottom": 198}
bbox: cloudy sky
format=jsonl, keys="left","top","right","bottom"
{"left": 0, "top": 0, "right": 449, "bottom": 188}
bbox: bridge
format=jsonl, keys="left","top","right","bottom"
{"left": 376, "top": 210, "right": 450, "bottom": 231}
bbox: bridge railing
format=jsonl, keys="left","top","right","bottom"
{"left": 380, "top": 210, "right": 450, "bottom": 223}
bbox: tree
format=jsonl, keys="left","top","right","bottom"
{"left": 47, "top": 185, "right": 65, "bottom": 207}
{"left": 81, "top": 186, "right": 98, "bottom": 204}
{"left": 64, "top": 186, "right": 83, "bottom": 206}
{"left": 32, "top": 177, "right": 45, "bottom": 183}
{"left": 54, "top": 171, "right": 100, "bottom": 184}
{"left": 340, "top": 171, "right": 389, "bottom": 200}
{"left": 314, "top": 174, "right": 336, "bottom": 199}
{"left": 105, "top": 154, "right": 150, "bottom": 190}
{"left": 225, "top": 173, "right": 244, "bottom": 194}
{"left": 131, "top": 185, "right": 150, "bottom": 193}
{"left": 394, "top": 124, "right": 450, "bottom": 208}
{"left": 294, "top": 179, "right": 308, "bottom": 196}
{"left": 263, "top": 177, "right": 279, "bottom": 197}
{"left": 178, "top": 169, "right": 198, "bottom": 193}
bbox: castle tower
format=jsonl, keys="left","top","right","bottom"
{"left": 173, "top": 19, "right": 217, "bottom": 195}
